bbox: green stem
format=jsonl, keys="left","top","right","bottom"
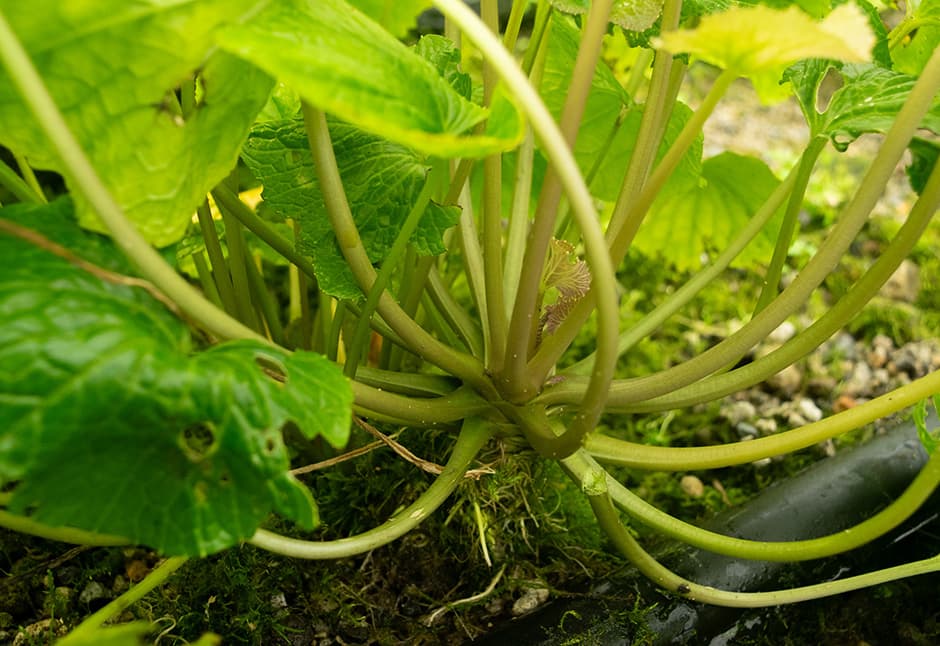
{"left": 605, "top": 0, "right": 683, "bottom": 245}
{"left": 218, "top": 202, "right": 261, "bottom": 330}
{"left": 244, "top": 252, "right": 285, "bottom": 345}
{"left": 623, "top": 48, "right": 654, "bottom": 98}
{"left": 0, "top": 13, "right": 265, "bottom": 343}
{"left": 455, "top": 182, "right": 492, "bottom": 361}
{"left": 609, "top": 65, "right": 732, "bottom": 268}
{"left": 570, "top": 447, "right": 940, "bottom": 561}
{"left": 191, "top": 250, "right": 223, "bottom": 308}
{"left": 0, "top": 510, "right": 129, "bottom": 546}
{"left": 521, "top": 0, "right": 552, "bottom": 76}
{"left": 481, "top": 0, "right": 508, "bottom": 370}
{"left": 0, "top": 155, "right": 43, "bottom": 203}
{"left": 326, "top": 299, "right": 346, "bottom": 362}
{"left": 344, "top": 173, "right": 435, "bottom": 378}
{"left": 427, "top": 266, "right": 485, "bottom": 357}
{"left": 249, "top": 416, "right": 493, "bottom": 558}
{"left": 13, "top": 152, "right": 45, "bottom": 202}
{"left": 354, "top": 366, "right": 459, "bottom": 397}
{"left": 212, "top": 186, "right": 319, "bottom": 283}
{"left": 500, "top": 0, "right": 614, "bottom": 399}
{"left": 584, "top": 368, "right": 940, "bottom": 470}
{"left": 302, "top": 103, "right": 492, "bottom": 394}
{"left": 589, "top": 487, "right": 940, "bottom": 607}
{"left": 754, "top": 137, "right": 826, "bottom": 314}
{"left": 196, "top": 200, "right": 239, "bottom": 316}
{"left": 66, "top": 557, "right": 188, "bottom": 637}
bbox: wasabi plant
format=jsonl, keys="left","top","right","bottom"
{"left": 1, "top": 0, "right": 939, "bottom": 640}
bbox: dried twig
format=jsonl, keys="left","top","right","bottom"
{"left": 424, "top": 564, "right": 507, "bottom": 626}
{"left": 354, "top": 417, "right": 494, "bottom": 479}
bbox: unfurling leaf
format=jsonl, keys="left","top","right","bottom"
{"left": 540, "top": 239, "right": 591, "bottom": 336}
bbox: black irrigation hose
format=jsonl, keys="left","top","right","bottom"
{"left": 474, "top": 413, "right": 940, "bottom": 645}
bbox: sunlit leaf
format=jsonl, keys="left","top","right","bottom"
{"left": 216, "top": 0, "right": 522, "bottom": 158}
{"left": 655, "top": 4, "right": 875, "bottom": 102}
{"left": 635, "top": 153, "right": 783, "bottom": 270}
{"left": 0, "top": 1, "right": 271, "bottom": 246}
{"left": 348, "top": 0, "right": 432, "bottom": 37}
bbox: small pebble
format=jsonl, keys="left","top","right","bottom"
{"left": 680, "top": 475, "right": 705, "bottom": 498}
{"left": 769, "top": 321, "right": 797, "bottom": 344}
{"left": 721, "top": 400, "right": 757, "bottom": 425}
{"left": 735, "top": 422, "right": 758, "bottom": 437}
{"left": 796, "top": 398, "right": 823, "bottom": 423}
{"left": 755, "top": 418, "right": 778, "bottom": 435}
{"left": 512, "top": 588, "right": 550, "bottom": 617}
{"left": 79, "top": 581, "right": 108, "bottom": 605}
{"left": 768, "top": 364, "right": 802, "bottom": 395}
{"left": 833, "top": 394, "right": 857, "bottom": 412}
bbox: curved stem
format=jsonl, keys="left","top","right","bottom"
{"left": 585, "top": 369, "right": 940, "bottom": 470}
{"left": 351, "top": 380, "right": 491, "bottom": 426}
{"left": 66, "top": 557, "right": 188, "bottom": 637}
{"left": 302, "top": 104, "right": 492, "bottom": 395}
{"left": 249, "top": 416, "right": 493, "bottom": 558}
{"left": 434, "top": 0, "right": 620, "bottom": 458}
{"left": 589, "top": 487, "right": 940, "bottom": 608}
{"left": 0, "top": 12, "right": 265, "bottom": 343}
{"left": 0, "top": 509, "right": 129, "bottom": 546}
{"left": 568, "top": 448, "right": 940, "bottom": 562}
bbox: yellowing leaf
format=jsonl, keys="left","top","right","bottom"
{"left": 655, "top": 4, "right": 874, "bottom": 102}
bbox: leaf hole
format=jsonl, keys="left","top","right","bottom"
{"left": 255, "top": 356, "right": 287, "bottom": 384}
{"left": 816, "top": 67, "right": 844, "bottom": 114}
{"left": 180, "top": 422, "right": 218, "bottom": 462}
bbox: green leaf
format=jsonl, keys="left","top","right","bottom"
{"left": 241, "top": 118, "right": 460, "bottom": 300}
{"left": 348, "top": 0, "right": 432, "bottom": 37}
{"left": 550, "top": 0, "right": 664, "bottom": 29}
{"left": 414, "top": 35, "right": 473, "bottom": 101}
{"left": 589, "top": 101, "right": 703, "bottom": 202}
{"left": 0, "top": 2, "right": 272, "bottom": 246}
{"left": 908, "top": 137, "right": 940, "bottom": 195}
{"left": 0, "top": 199, "right": 352, "bottom": 556}
{"left": 892, "top": 0, "right": 940, "bottom": 76}
{"left": 784, "top": 62, "right": 940, "bottom": 150}
{"left": 912, "top": 395, "right": 940, "bottom": 454}
{"left": 655, "top": 4, "right": 875, "bottom": 102}
{"left": 216, "top": 0, "right": 522, "bottom": 158}
{"left": 635, "top": 153, "right": 783, "bottom": 270}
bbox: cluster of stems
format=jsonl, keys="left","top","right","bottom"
{"left": 2, "top": 0, "right": 940, "bottom": 625}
